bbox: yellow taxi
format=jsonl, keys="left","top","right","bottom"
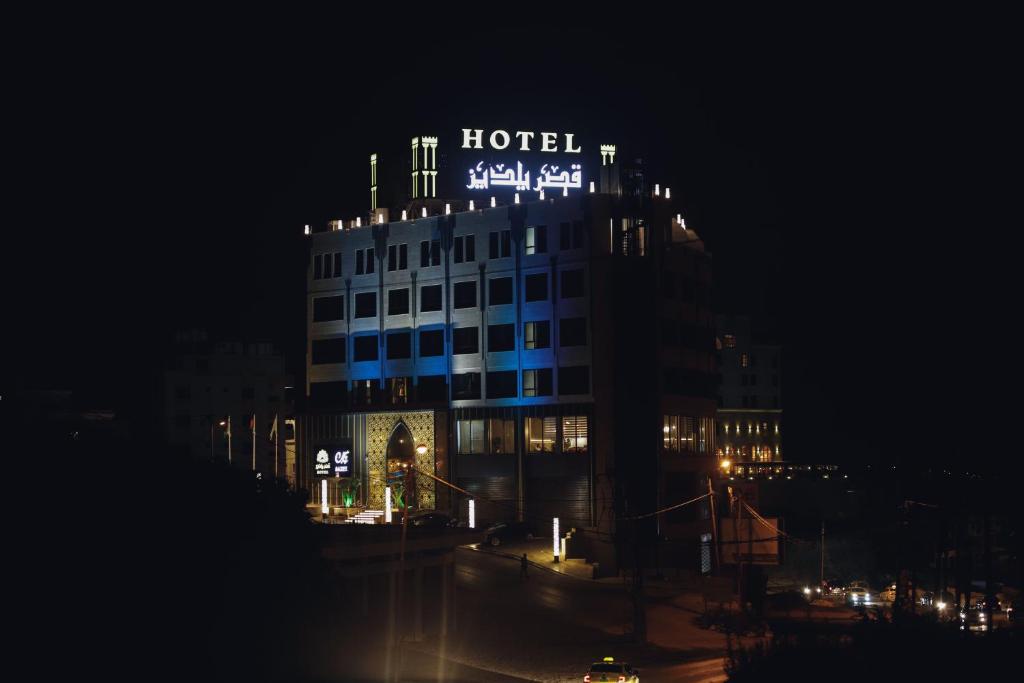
{"left": 584, "top": 657, "right": 640, "bottom": 683}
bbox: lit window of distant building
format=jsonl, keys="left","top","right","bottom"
{"left": 723, "top": 334, "right": 736, "bottom": 348}
{"left": 740, "top": 353, "right": 749, "bottom": 368}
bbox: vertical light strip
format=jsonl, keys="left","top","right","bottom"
{"left": 321, "top": 479, "right": 328, "bottom": 516}
{"left": 469, "top": 499, "right": 475, "bottom": 529}
{"left": 385, "top": 486, "right": 393, "bottom": 523}
{"left": 552, "top": 517, "right": 560, "bottom": 561}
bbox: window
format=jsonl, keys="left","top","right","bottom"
{"left": 489, "top": 277, "right": 513, "bottom": 305}
{"left": 486, "top": 370, "right": 517, "bottom": 398}
{"left": 560, "top": 222, "right": 571, "bottom": 250}
{"left": 351, "top": 379, "right": 377, "bottom": 405}
{"left": 353, "top": 335, "right": 378, "bottom": 361}
{"left": 386, "top": 332, "right": 411, "bottom": 359}
{"left": 420, "top": 239, "right": 440, "bottom": 267}
{"left": 452, "top": 372, "right": 481, "bottom": 400}
{"left": 313, "top": 295, "right": 344, "bottom": 322}
{"left": 453, "top": 281, "right": 476, "bottom": 309}
{"left": 525, "top": 225, "right": 547, "bottom": 254}
{"left": 310, "top": 380, "right": 346, "bottom": 403}
{"left": 524, "top": 321, "right": 550, "bottom": 349}
{"left": 313, "top": 252, "right": 342, "bottom": 280}
{"left": 312, "top": 337, "right": 346, "bottom": 364}
{"left": 562, "top": 415, "right": 588, "bottom": 453}
{"left": 572, "top": 220, "right": 584, "bottom": 248}
{"left": 722, "top": 334, "right": 736, "bottom": 348}
{"left": 488, "top": 418, "right": 515, "bottom": 454}
{"left": 740, "top": 353, "right": 749, "bottom": 368}
{"left": 421, "top": 284, "right": 442, "bottom": 312}
{"left": 489, "top": 230, "right": 511, "bottom": 259}
{"left": 560, "top": 268, "right": 585, "bottom": 298}
{"left": 418, "top": 375, "right": 446, "bottom": 401}
{"left": 560, "top": 317, "right": 587, "bottom": 347}
{"left": 354, "top": 292, "right": 376, "bottom": 318}
{"left": 522, "top": 368, "right": 552, "bottom": 397}
{"left": 524, "top": 273, "right": 547, "bottom": 302}
{"left": 387, "top": 376, "right": 410, "bottom": 404}
{"left": 419, "top": 329, "right": 444, "bottom": 356}
{"left": 387, "top": 243, "right": 408, "bottom": 271}
{"left": 524, "top": 416, "right": 556, "bottom": 452}
{"left": 454, "top": 235, "right": 475, "bottom": 263}
{"left": 663, "top": 415, "right": 680, "bottom": 451}
{"left": 388, "top": 288, "right": 409, "bottom": 315}
{"left": 488, "top": 323, "right": 515, "bottom": 352}
{"left": 559, "top": 365, "right": 590, "bottom": 395}
{"left": 356, "top": 248, "right": 375, "bottom": 275}
{"left": 456, "top": 418, "right": 485, "bottom": 453}
{"left": 452, "top": 327, "right": 479, "bottom": 354}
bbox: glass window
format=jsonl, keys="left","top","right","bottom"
{"left": 419, "top": 329, "right": 444, "bottom": 357}
{"left": 386, "top": 332, "right": 411, "bottom": 359}
{"left": 559, "top": 317, "right": 587, "bottom": 347}
{"left": 420, "top": 285, "right": 442, "bottom": 312}
{"left": 313, "top": 295, "right": 344, "bottom": 322}
{"left": 323, "top": 253, "right": 332, "bottom": 278}
{"left": 312, "top": 338, "right": 346, "bottom": 365}
{"left": 387, "top": 376, "right": 409, "bottom": 404}
{"left": 524, "top": 321, "right": 550, "bottom": 349}
{"left": 488, "top": 323, "right": 515, "bottom": 352}
{"left": 486, "top": 370, "right": 517, "bottom": 398}
{"left": 452, "top": 327, "right": 478, "bottom": 354}
{"left": 488, "top": 418, "right": 516, "bottom": 454}
{"left": 388, "top": 244, "right": 397, "bottom": 271}
{"left": 314, "top": 253, "right": 323, "bottom": 279}
{"left": 525, "top": 225, "right": 547, "bottom": 254}
{"left": 352, "top": 335, "right": 378, "bottom": 361}
{"left": 562, "top": 415, "right": 588, "bottom": 453}
{"left": 560, "top": 269, "right": 585, "bottom": 298}
{"left": 354, "top": 292, "right": 376, "bottom": 318}
{"left": 489, "top": 230, "right": 512, "bottom": 259}
{"left": 560, "top": 222, "right": 571, "bottom": 250}
{"left": 524, "top": 416, "right": 556, "bottom": 453}
{"left": 453, "top": 281, "right": 476, "bottom": 309}
{"left": 558, "top": 365, "right": 590, "bottom": 395}
{"left": 365, "top": 248, "right": 374, "bottom": 273}
{"left": 489, "top": 277, "right": 513, "bottom": 305}
{"left": 388, "top": 288, "right": 409, "bottom": 315}
{"left": 522, "top": 368, "right": 552, "bottom": 397}
{"left": 524, "top": 273, "right": 547, "bottom": 302}
{"left": 663, "top": 415, "right": 679, "bottom": 451}
{"left": 452, "top": 372, "right": 481, "bottom": 400}
{"left": 456, "top": 419, "right": 485, "bottom": 454}
{"left": 333, "top": 252, "right": 342, "bottom": 277}
{"left": 399, "top": 243, "right": 407, "bottom": 270}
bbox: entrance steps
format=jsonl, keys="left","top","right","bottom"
{"left": 346, "top": 509, "right": 384, "bottom": 524}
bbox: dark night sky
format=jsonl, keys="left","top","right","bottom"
{"left": 6, "top": 13, "right": 1013, "bottom": 471}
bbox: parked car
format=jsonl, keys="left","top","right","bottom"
{"left": 409, "top": 512, "right": 457, "bottom": 528}
{"left": 847, "top": 581, "right": 876, "bottom": 607}
{"left": 483, "top": 521, "right": 537, "bottom": 546}
{"left": 584, "top": 658, "right": 639, "bottom": 683}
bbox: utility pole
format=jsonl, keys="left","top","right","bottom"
{"left": 820, "top": 520, "right": 825, "bottom": 588}
{"left": 707, "top": 477, "right": 720, "bottom": 573}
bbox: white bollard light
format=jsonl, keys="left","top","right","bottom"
{"left": 553, "top": 517, "right": 560, "bottom": 562}
{"left": 469, "top": 499, "right": 476, "bottom": 529}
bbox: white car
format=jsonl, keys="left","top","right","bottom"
{"left": 584, "top": 658, "right": 639, "bottom": 683}
{"left": 847, "top": 582, "right": 875, "bottom": 606}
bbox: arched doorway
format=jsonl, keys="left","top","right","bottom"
{"left": 386, "top": 422, "right": 416, "bottom": 510}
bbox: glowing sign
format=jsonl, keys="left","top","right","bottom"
{"left": 461, "top": 129, "right": 581, "bottom": 153}
{"left": 315, "top": 449, "right": 331, "bottom": 478}
{"left": 553, "top": 517, "right": 560, "bottom": 561}
{"left": 466, "top": 161, "right": 583, "bottom": 193}
{"left": 333, "top": 449, "right": 351, "bottom": 477}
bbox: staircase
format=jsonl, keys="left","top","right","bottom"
{"left": 345, "top": 509, "right": 384, "bottom": 524}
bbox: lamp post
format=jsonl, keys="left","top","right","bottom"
{"left": 210, "top": 419, "right": 227, "bottom": 460}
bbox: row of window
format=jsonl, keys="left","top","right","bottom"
{"left": 311, "top": 269, "right": 586, "bottom": 322}
{"left": 732, "top": 395, "right": 780, "bottom": 408}
{"left": 721, "top": 421, "right": 780, "bottom": 436}
{"left": 317, "top": 221, "right": 585, "bottom": 280}
{"left": 312, "top": 318, "right": 586, "bottom": 364}
{"left": 313, "top": 252, "right": 343, "bottom": 280}
{"left": 736, "top": 353, "right": 780, "bottom": 369}
{"left": 455, "top": 415, "right": 588, "bottom": 455}
{"left": 661, "top": 415, "right": 715, "bottom": 453}
{"left": 309, "top": 367, "right": 590, "bottom": 402}
{"left": 737, "top": 373, "right": 779, "bottom": 387}
{"left": 720, "top": 444, "right": 780, "bottom": 461}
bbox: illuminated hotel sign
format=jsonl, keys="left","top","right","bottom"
{"left": 460, "top": 128, "right": 586, "bottom": 196}
{"left": 315, "top": 445, "right": 353, "bottom": 478}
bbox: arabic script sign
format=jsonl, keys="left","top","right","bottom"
{"left": 466, "top": 161, "right": 582, "bottom": 193}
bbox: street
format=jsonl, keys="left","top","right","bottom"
{"left": 398, "top": 546, "right": 734, "bottom": 683}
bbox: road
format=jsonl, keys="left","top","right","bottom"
{"left": 401, "top": 546, "right": 730, "bottom": 683}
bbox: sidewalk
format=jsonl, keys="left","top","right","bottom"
{"left": 468, "top": 538, "right": 601, "bottom": 580}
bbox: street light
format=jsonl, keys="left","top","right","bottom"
{"left": 720, "top": 459, "right": 731, "bottom": 471}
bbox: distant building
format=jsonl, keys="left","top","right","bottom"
{"left": 300, "top": 126, "right": 719, "bottom": 570}
{"left": 716, "top": 314, "right": 782, "bottom": 467}
{"left": 162, "top": 330, "right": 295, "bottom": 480}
